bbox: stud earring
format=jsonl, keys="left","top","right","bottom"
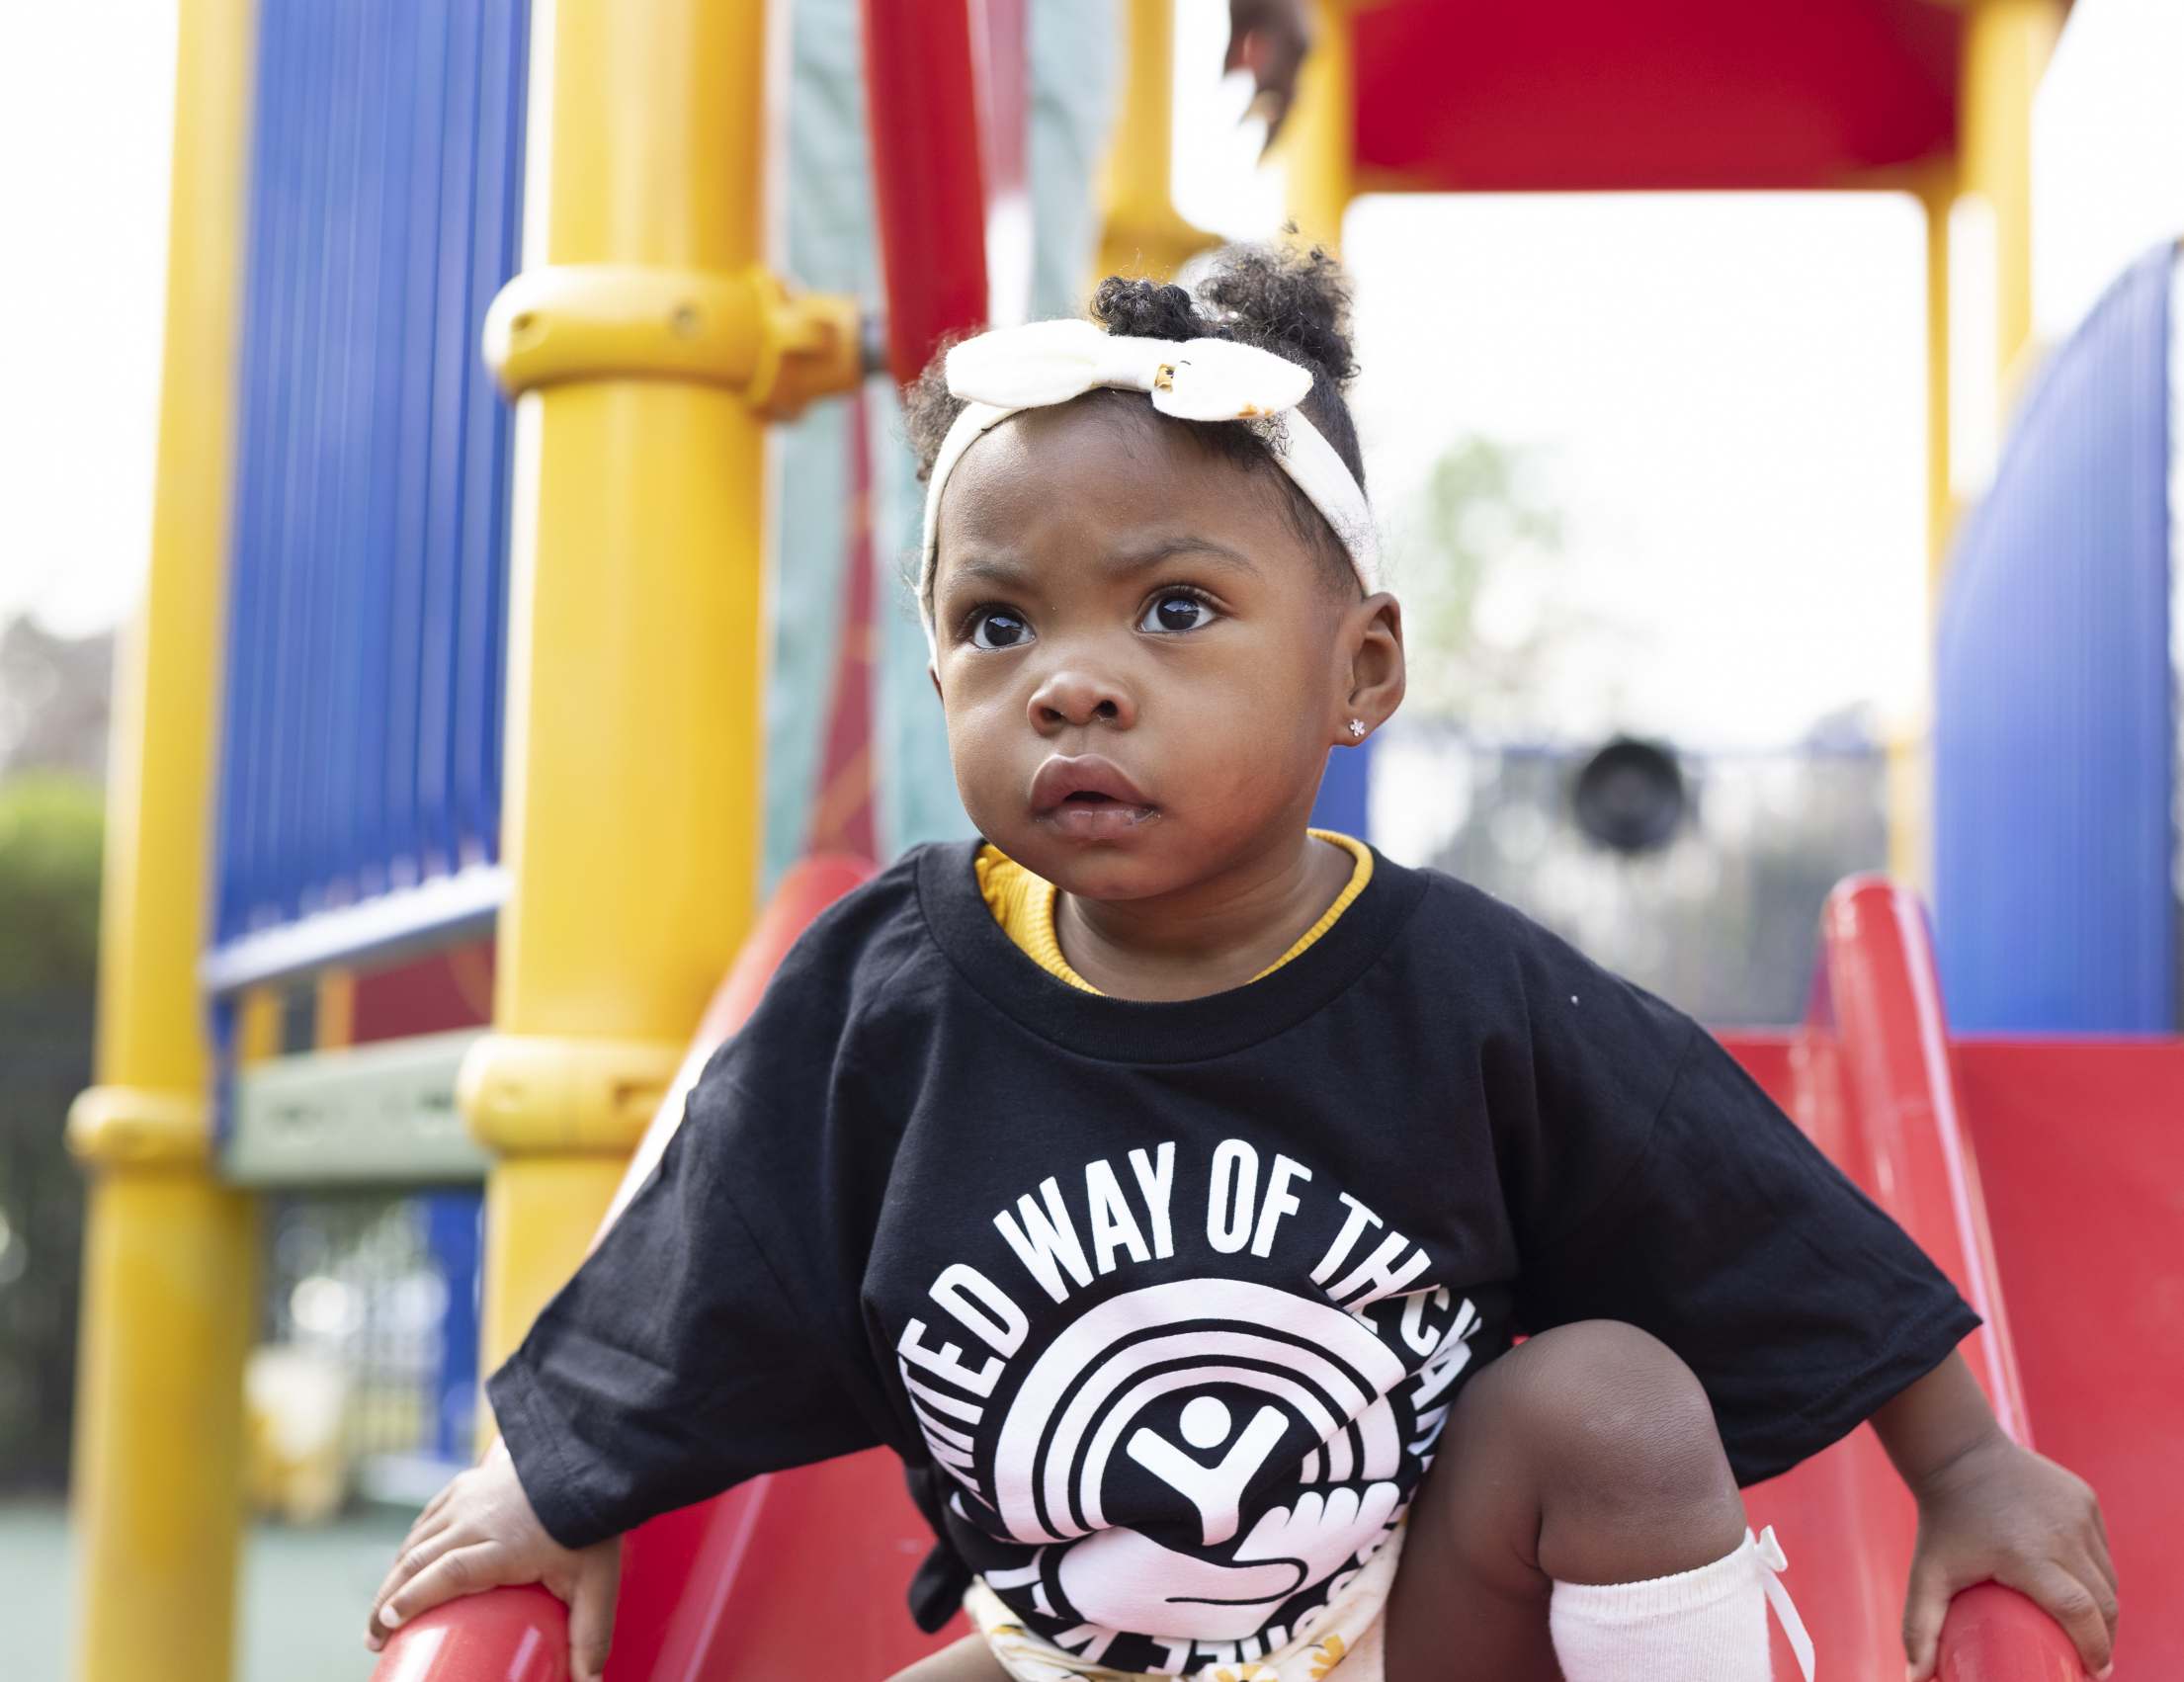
{"left": 1347, "top": 718, "right": 1368, "bottom": 738}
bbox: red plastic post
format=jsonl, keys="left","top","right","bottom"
{"left": 1817, "top": 877, "right": 2031, "bottom": 1443}
{"left": 1815, "top": 880, "right": 2087, "bottom": 1680}
{"left": 861, "top": 0, "right": 989, "bottom": 384}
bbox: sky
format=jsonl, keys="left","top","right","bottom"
{"left": 0, "top": 0, "right": 178, "bottom": 639}
{"left": 0, "top": 0, "right": 2180, "bottom": 748}
{"left": 1172, "top": 0, "right": 2184, "bottom": 747}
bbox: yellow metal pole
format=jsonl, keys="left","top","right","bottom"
{"left": 1280, "top": 0, "right": 1354, "bottom": 254}
{"left": 1919, "top": 161, "right": 1958, "bottom": 589}
{"left": 1959, "top": 0, "right": 2062, "bottom": 398}
{"left": 1096, "top": 0, "right": 1219, "bottom": 285}
{"left": 1889, "top": 161, "right": 1958, "bottom": 895}
{"left": 1895, "top": 0, "right": 2058, "bottom": 890}
{"left": 65, "top": 0, "right": 258, "bottom": 1677}
{"left": 462, "top": 0, "right": 779, "bottom": 1390}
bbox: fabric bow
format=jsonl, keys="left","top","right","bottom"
{"left": 946, "top": 319, "right": 1315, "bottom": 421}
{"left": 917, "top": 319, "right": 1381, "bottom": 656}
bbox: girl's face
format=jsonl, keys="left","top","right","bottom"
{"left": 929, "top": 397, "right": 1403, "bottom": 903}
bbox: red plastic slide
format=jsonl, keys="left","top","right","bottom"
{"left": 1722, "top": 877, "right": 2182, "bottom": 1680}
{"left": 1721, "top": 878, "right": 2081, "bottom": 1681}
{"left": 377, "top": 870, "right": 2176, "bottom": 1680}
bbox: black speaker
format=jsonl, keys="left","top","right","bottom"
{"left": 1572, "top": 738, "right": 1684, "bottom": 854}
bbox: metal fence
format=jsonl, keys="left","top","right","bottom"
{"left": 1373, "top": 730, "right": 1890, "bottom": 1026}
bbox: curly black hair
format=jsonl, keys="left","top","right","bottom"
{"left": 905, "top": 238, "right": 1367, "bottom": 607}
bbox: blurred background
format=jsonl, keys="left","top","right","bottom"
{"left": 2, "top": 0, "right": 2181, "bottom": 1675}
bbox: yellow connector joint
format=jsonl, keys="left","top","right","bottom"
{"left": 66, "top": 1086, "right": 211, "bottom": 1169}
{"left": 481, "top": 263, "right": 863, "bottom": 419}
{"left": 459, "top": 1034, "right": 684, "bottom": 1156}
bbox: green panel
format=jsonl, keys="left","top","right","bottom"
{"left": 225, "top": 1031, "right": 489, "bottom": 1186}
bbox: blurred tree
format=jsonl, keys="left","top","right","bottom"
{"left": 0, "top": 771, "right": 104, "bottom": 1489}
{"left": 0, "top": 618, "right": 112, "bottom": 784}
{"left": 1392, "top": 435, "right": 1589, "bottom": 730}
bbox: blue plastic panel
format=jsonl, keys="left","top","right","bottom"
{"left": 1934, "top": 243, "right": 2175, "bottom": 1032}
{"left": 216, "top": 0, "right": 530, "bottom": 945}
{"left": 1308, "top": 739, "right": 1374, "bottom": 842}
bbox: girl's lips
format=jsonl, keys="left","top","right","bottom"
{"left": 1045, "top": 800, "right": 1157, "bottom": 840}
{"left": 1030, "top": 755, "right": 1159, "bottom": 839}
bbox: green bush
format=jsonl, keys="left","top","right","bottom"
{"left": 0, "top": 773, "right": 105, "bottom": 995}
{"left": 0, "top": 771, "right": 103, "bottom": 1490}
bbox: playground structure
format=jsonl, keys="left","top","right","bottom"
{"left": 66, "top": 0, "right": 2180, "bottom": 1679}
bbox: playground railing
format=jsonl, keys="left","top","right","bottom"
{"left": 1732, "top": 876, "right": 2084, "bottom": 1682}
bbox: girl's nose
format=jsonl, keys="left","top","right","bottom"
{"left": 1030, "top": 666, "right": 1137, "bottom": 732}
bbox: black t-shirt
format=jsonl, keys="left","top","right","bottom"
{"left": 489, "top": 842, "right": 1974, "bottom": 1670}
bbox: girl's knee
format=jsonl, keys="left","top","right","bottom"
{"left": 1470, "top": 1323, "right": 1746, "bottom": 1585}
{"left": 1476, "top": 1321, "right": 1731, "bottom": 1498}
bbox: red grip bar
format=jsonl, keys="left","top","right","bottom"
{"left": 370, "top": 1584, "right": 570, "bottom": 1682}
{"left": 1940, "top": 1583, "right": 2090, "bottom": 1682}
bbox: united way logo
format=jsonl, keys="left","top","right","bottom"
{"left": 989, "top": 1279, "right": 1415, "bottom": 1640}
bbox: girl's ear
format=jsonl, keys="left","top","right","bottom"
{"left": 1333, "top": 592, "right": 1405, "bottom": 745}
{"left": 928, "top": 659, "right": 944, "bottom": 702}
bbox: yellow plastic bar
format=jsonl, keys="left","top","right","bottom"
{"left": 1281, "top": 0, "right": 1354, "bottom": 254}
{"left": 466, "top": 0, "right": 780, "bottom": 1391}
{"left": 1096, "top": 0, "right": 1219, "bottom": 285}
{"left": 65, "top": 0, "right": 259, "bottom": 1677}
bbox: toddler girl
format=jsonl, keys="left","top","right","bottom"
{"left": 370, "top": 244, "right": 2113, "bottom": 1682}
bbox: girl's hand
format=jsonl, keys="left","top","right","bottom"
{"left": 1902, "top": 1434, "right": 2115, "bottom": 1680}
{"left": 1873, "top": 1353, "right": 2117, "bottom": 1680}
{"left": 366, "top": 1440, "right": 624, "bottom": 1682}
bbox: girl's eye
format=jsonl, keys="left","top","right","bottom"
{"left": 969, "top": 608, "right": 1032, "bottom": 650}
{"left": 1141, "top": 593, "right": 1215, "bottom": 634}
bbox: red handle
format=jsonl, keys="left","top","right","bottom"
{"left": 375, "top": 1584, "right": 569, "bottom": 1682}
{"left": 1939, "top": 1582, "right": 2092, "bottom": 1682}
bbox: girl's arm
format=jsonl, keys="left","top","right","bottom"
{"left": 1870, "top": 1351, "right": 2117, "bottom": 1679}
{"left": 366, "top": 1441, "right": 623, "bottom": 1682}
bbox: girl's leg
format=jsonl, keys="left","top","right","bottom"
{"left": 884, "top": 1634, "right": 1013, "bottom": 1682}
{"left": 1384, "top": 1319, "right": 1750, "bottom": 1682}
{"left": 885, "top": 1322, "right": 1745, "bottom": 1682}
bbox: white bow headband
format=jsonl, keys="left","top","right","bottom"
{"left": 917, "top": 318, "right": 1381, "bottom": 654}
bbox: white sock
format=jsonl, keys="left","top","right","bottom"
{"left": 1549, "top": 1531, "right": 1779, "bottom": 1682}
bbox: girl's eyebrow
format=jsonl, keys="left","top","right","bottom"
{"left": 1103, "top": 538, "right": 1262, "bottom": 579}
{"left": 945, "top": 556, "right": 1038, "bottom": 590}
{"left": 941, "top": 538, "right": 1261, "bottom": 596}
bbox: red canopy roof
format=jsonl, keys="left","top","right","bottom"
{"left": 1353, "top": 0, "right": 1968, "bottom": 193}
